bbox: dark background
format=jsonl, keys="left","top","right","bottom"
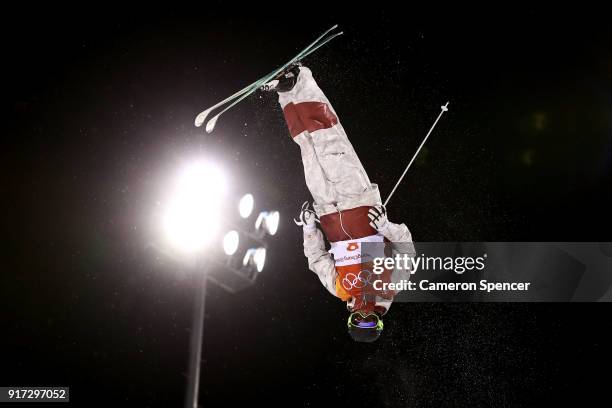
{"left": 2, "top": 5, "right": 611, "bottom": 407}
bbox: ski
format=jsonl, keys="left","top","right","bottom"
{"left": 194, "top": 25, "right": 343, "bottom": 133}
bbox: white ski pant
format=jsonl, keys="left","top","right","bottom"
{"left": 277, "top": 67, "right": 382, "bottom": 217}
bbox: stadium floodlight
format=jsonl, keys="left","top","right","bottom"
{"left": 254, "top": 211, "right": 280, "bottom": 236}
{"left": 242, "top": 247, "right": 267, "bottom": 273}
{"left": 223, "top": 230, "right": 240, "bottom": 256}
{"left": 265, "top": 211, "right": 280, "bottom": 235}
{"left": 162, "top": 161, "right": 227, "bottom": 253}
{"left": 154, "top": 161, "right": 284, "bottom": 408}
{"left": 238, "top": 194, "right": 254, "bottom": 219}
{"left": 253, "top": 248, "right": 266, "bottom": 272}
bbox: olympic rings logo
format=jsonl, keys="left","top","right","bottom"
{"left": 342, "top": 269, "right": 373, "bottom": 290}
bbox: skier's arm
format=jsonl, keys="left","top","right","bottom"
{"left": 381, "top": 221, "right": 416, "bottom": 256}
{"left": 369, "top": 206, "right": 415, "bottom": 303}
{"left": 368, "top": 206, "right": 416, "bottom": 256}
{"left": 303, "top": 228, "right": 337, "bottom": 297}
{"left": 295, "top": 202, "right": 337, "bottom": 297}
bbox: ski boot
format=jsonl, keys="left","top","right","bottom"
{"left": 260, "top": 62, "right": 302, "bottom": 93}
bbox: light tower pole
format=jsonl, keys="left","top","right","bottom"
{"left": 185, "top": 261, "right": 208, "bottom": 408}
{"left": 154, "top": 162, "right": 279, "bottom": 408}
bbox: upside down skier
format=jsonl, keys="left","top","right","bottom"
{"left": 263, "top": 65, "right": 416, "bottom": 342}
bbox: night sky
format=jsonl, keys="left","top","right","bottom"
{"left": 3, "top": 5, "right": 612, "bottom": 407}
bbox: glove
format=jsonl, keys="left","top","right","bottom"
{"left": 294, "top": 201, "right": 318, "bottom": 232}
{"left": 368, "top": 205, "right": 389, "bottom": 232}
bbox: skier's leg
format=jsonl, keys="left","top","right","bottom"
{"left": 298, "top": 132, "right": 339, "bottom": 205}
{"left": 277, "top": 67, "right": 373, "bottom": 206}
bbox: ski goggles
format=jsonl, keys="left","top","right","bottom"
{"left": 347, "top": 311, "right": 384, "bottom": 332}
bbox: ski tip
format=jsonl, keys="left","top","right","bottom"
{"left": 205, "top": 116, "right": 219, "bottom": 133}
{"left": 331, "top": 24, "right": 338, "bottom": 30}
{"left": 194, "top": 110, "right": 209, "bottom": 127}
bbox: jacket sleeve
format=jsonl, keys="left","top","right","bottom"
{"left": 381, "top": 221, "right": 416, "bottom": 257}
{"left": 380, "top": 221, "right": 416, "bottom": 294}
{"left": 303, "top": 227, "right": 338, "bottom": 297}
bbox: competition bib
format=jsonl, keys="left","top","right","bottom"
{"left": 330, "top": 234, "right": 394, "bottom": 301}
{"left": 329, "top": 234, "right": 385, "bottom": 267}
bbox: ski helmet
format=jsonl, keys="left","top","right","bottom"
{"left": 347, "top": 310, "right": 383, "bottom": 343}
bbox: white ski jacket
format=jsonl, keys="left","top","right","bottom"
{"left": 278, "top": 66, "right": 416, "bottom": 312}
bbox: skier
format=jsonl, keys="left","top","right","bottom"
{"left": 263, "top": 65, "right": 416, "bottom": 342}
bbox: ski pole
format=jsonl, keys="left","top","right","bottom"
{"left": 383, "top": 102, "right": 449, "bottom": 207}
